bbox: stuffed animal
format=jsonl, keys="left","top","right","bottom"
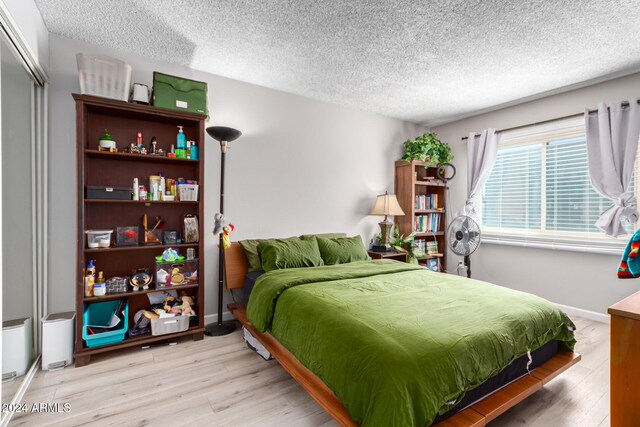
{"left": 213, "top": 213, "right": 225, "bottom": 235}
{"left": 180, "top": 295, "right": 196, "bottom": 316}
{"left": 222, "top": 223, "right": 235, "bottom": 249}
{"left": 213, "top": 213, "right": 235, "bottom": 249}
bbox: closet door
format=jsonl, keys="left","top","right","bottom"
{"left": 1, "top": 33, "right": 36, "bottom": 404}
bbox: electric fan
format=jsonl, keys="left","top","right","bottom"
{"left": 447, "top": 215, "right": 481, "bottom": 278}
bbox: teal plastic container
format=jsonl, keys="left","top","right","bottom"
{"left": 82, "top": 300, "right": 128, "bottom": 348}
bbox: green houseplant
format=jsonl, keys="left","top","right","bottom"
{"left": 375, "top": 226, "right": 423, "bottom": 264}
{"left": 401, "top": 132, "right": 453, "bottom": 166}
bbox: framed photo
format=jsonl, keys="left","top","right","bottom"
{"left": 427, "top": 258, "right": 439, "bottom": 272}
{"left": 183, "top": 215, "right": 199, "bottom": 243}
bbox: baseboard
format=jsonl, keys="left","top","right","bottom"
{"left": 204, "top": 311, "right": 235, "bottom": 323}
{"left": 554, "top": 302, "right": 609, "bottom": 324}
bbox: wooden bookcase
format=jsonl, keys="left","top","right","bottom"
{"left": 74, "top": 94, "right": 206, "bottom": 367}
{"left": 395, "top": 160, "right": 447, "bottom": 270}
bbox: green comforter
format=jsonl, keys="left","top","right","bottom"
{"left": 247, "top": 260, "right": 576, "bottom": 426}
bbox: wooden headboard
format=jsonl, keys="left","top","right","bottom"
{"left": 224, "top": 242, "right": 249, "bottom": 290}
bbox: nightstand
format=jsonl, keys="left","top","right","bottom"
{"left": 368, "top": 250, "right": 408, "bottom": 263}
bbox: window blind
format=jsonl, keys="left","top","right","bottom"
{"left": 481, "top": 116, "right": 638, "bottom": 251}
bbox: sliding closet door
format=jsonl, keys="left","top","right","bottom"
{"left": 1, "top": 34, "right": 35, "bottom": 404}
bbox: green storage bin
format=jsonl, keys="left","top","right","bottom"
{"left": 152, "top": 72, "right": 208, "bottom": 116}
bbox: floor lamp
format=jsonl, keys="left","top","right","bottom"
{"left": 204, "top": 126, "right": 242, "bottom": 337}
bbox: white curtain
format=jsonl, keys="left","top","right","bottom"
{"left": 463, "top": 128, "right": 500, "bottom": 217}
{"left": 585, "top": 100, "right": 640, "bottom": 237}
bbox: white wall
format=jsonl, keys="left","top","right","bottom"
{"left": 1, "top": 0, "right": 49, "bottom": 74}
{"left": 432, "top": 72, "right": 640, "bottom": 315}
{"left": 48, "top": 34, "right": 425, "bottom": 315}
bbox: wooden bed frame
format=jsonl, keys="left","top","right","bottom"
{"left": 224, "top": 242, "right": 581, "bottom": 427}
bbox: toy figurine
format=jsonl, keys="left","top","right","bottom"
{"left": 149, "top": 136, "right": 158, "bottom": 155}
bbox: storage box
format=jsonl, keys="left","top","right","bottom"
{"left": 178, "top": 184, "right": 199, "bottom": 201}
{"left": 85, "top": 229, "right": 113, "bottom": 249}
{"left": 152, "top": 72, "right": 208, "bottom": 116}
{"left": 150, "top": 315, "right": 189, "bottom": 336}
{"left": 144, "top": 229, "right": 163, "bottom": 245}
{"left": 41, "top": 312, "right": 74, "bottom": 370}
{"left": 116, "top": 226, "right": 139, "bottom": 246}
{"left": 77, "top": 53, "right": 132, "bottom": 101}
{"left": 82, "top": 300, "right": 128, "bottom": 348}
{"left": 155, "top": 259, "right": 199, "bottom": 289}
{"left": 163, "top": 230, "right": 178, "bottom": 245}
{"left": 86, "top": 186, "right": 131, "bottom": 200}
{"left": 2, "top": 318, "right": 32, "bottom": 380}
{"left": 106, "top": 277, "right": 128, "bottom": 294}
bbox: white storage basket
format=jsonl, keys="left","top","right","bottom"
{"left": 178, "top": 184, "right": 199, "bottom": 202}
{"left": 150, "top": 315, "right": 190, "bottom": 336}
{"left": 76, "top": 53, "right": 132, "bottom": 101}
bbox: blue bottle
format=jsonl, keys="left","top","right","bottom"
{"left": 177, "top": 126, "right": 187, "bottom": 159}
{"left": 190, "top": 141, "right": 199, "bottom": 160}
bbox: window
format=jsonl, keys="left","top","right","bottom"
{"left": 481, "top": 116, "right": 638, "bottom": 252}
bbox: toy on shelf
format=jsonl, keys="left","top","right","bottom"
{"left": 129, "top": 268, "right": 152, "bottom": 291}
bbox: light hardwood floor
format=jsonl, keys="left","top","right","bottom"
{"left": 9, "top": 315, "right": 608, "bottom": 427}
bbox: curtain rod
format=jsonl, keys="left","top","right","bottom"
{"left": 461, "top": 100, "right": 640, "bottom": 141}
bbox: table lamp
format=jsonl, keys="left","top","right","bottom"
{"left": 369, "top": 191, "right": 405, "bottom": 252}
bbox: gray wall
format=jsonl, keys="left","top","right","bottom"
{"left": 1, "top": 0, "right": 49, "bottom": 74}
{"left": 48, "top": 34, "right": 425, "bottom": 315}
{"left": 432, "top": 72, "right": 640, "bottom": 315}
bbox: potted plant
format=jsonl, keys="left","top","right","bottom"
{"left": 375, "top": 226, "right": 424, "bottom": 264}
{"left": 401, "top": 132, "right": 453, "bottom": 166}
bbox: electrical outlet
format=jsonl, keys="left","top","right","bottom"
{"left": 457, "top": 260, "right": 464, "bottom": 269}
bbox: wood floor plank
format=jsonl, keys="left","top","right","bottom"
{"left": 11, "top": 316, "right": 607, "bottom": 426}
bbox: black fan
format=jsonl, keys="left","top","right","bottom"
{"left": 447, "top": 215, "right": 481, "bottom": 278}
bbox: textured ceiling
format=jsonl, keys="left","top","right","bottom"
{"left": 35, "top": 0, "right": 640, "bottom": 125}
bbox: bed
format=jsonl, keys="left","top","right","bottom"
{"left": 224, "top": 241, "right": 580, "bottom": 426}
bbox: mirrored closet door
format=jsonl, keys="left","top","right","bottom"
{"left": 0, "top": 30, "right": 42, "bottom": 418}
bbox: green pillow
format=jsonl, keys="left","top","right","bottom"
{"left": 300, "top": 232, "right": 347, "bottom": 240}
{"left": 239, "top": 237, "right": 299, "bottom": 272}
{"left": 317, "top": 236, "right": 371, "bottom": 265}
{"left": 258, "top": 237, "right": 324, "bottom": 272}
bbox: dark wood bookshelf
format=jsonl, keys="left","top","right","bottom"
{"left": 85, "top": 149, "right": 199, "bottom": 164}
{"left": 84, "top": 199, "right": 198, "bottom": 204}
{"left": 84, "top": 243, "right": 198, "bottom": 253}
{"left": 83, "top": 283, "right": 199, "bottom": 302}
{"left": 74, "top": 94, "right": 206, "bottom": 367}
{"left": 77, "top": 326, "right": 206, "bottom": 358}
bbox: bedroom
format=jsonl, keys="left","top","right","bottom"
{"left": 0, "top": 0, "right": 637, "bottom": 426}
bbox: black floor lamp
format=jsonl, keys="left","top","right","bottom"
{"left": 204, "top": 126, "right": 242, "bottom": 337}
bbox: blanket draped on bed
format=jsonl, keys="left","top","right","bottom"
{"left": 247, "top": 260, "right": 576, "bottom": 426}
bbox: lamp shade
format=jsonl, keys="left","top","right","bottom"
{"left": 369, "top": 192, "right": 405, "bottom": 216}
{"left": 206, "top": 126, "right": 242, "bottom": 143}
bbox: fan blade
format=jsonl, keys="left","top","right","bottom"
{"left": 462, "top": 217, "right": 470, "bottom": 229}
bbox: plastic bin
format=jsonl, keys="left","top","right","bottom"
{"left": 42, "top": 312, "right": 74, "bottom": 370}
{"left": 2, "top": 318, "right": 32, "bottom": 380}
{"left": 178, "top": 184, "right": 199, "bottom": 201}
{"left": 155, "top": 259, "right": 199, "bottom": 289}
{"left": 150, "top": 315, "right": 189, "bottom": 336}
{"left": 82, "top": 300, "right": 128, "bottom": 348}
{"left": 77, "top": 53, "right": 132, "bottom": 101}
{"left": 85, "top": 229, "right": 113, "bottom": 248}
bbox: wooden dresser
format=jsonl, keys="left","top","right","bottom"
{"left": 608, "top": 291, "right": 640, "bottom": 426}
